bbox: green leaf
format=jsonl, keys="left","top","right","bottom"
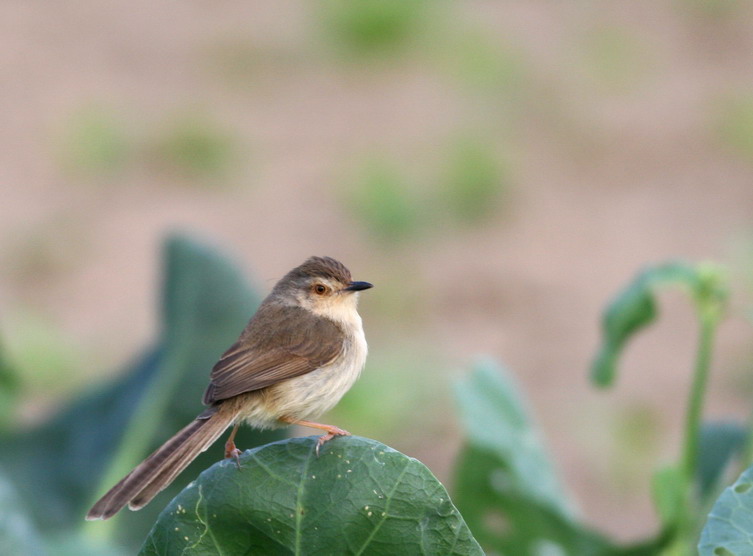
{"left": 651, "top": 465, "right": 685, "bottom": 529}
{"left": 42, "top": 533, "right": 129, "bottom": 556}
{"left": 0, "top": 233, "right": 282, "bottom": 549}
{"left": 699, "top": 464, "right": 753, "bottom": 555}
{"left": 696, "top": 421, "right": 747, "bottom": 503}
{"left": 139, "top": 436, "right": 482, "bottom": 556}
{"left": 454, "top": 359, "right": 610, "bottom": 555}
{"left": 454, "top": 445, "right": 618, "bottom": 556}
{"left": 590, "top": 261, "right": 719, "bottom": 388}
{"left": 453, "top": 359, "right": 662, "bottom": 555}
{"left": 455, "top": 358, "right": 572, "bottom": 517}
{"left": 0, "top": 478, "right": 128, "bottom": 556}
{"left": 0, "top": 470, "right": 45, "bottom": 556}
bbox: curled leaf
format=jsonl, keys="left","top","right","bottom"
{"left": 590, "top": 262, "right": 726, "bottom": 388}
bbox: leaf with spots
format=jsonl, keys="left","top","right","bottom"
{"left": 138, "top": 436, "right": 482, "bottom": 556}
{"left": 699, "top": 464, "right": 753, "bottom": 556}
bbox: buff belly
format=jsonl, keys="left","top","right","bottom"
{"left": 234, "top": 329, "right": 367, "bottom": 429}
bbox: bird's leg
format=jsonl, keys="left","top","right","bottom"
{"left": 279, "top": 416, "right": 350, "bottom": 456}
{"left": 224, "top": 423, "right": 242, "bottom": 468}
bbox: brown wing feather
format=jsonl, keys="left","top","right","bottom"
{"left": 203, "top": 303, "right": 344, "bottom": 404}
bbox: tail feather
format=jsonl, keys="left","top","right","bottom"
{"left": 86, "top": 407, "right": 236, "bottom": 520}
{"left": 128, "top": 415, "right": 231, "bottom": 511}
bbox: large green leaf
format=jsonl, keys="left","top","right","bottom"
{"left": 0, "top": 466, "right": 132, "bottom": 556}
{"left": 455, "top": 358, "right": 572, "bottom": 517}
{"left": 590, "top": 262, "right": 726, "bottom": 388}
{"left": 453, "top": 359, "right": 613, "bottom": 555}
{"left": 0, "top": 470, "right": 44, "bottom": 556}
{"left": 0, "top": 233, "right": 282, "bottom": 548}
{"left": 455, "top": 445, "right": 615, "bottom": 556}
{"left": 139, "top": 436, "right": 482, "bottom": 555}
{"left": 699, "top": 464, "right": 753, "bottom": 555}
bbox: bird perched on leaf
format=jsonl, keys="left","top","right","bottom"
{"left": 87, "top": 256, "right": 372, "bottom": 520}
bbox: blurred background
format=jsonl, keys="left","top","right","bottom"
{"left": 3, "top": 0, "right": 753, "bottom": 544}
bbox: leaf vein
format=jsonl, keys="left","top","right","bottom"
{"left": 353, "top": 458, "right": 412, "bottom": 555}
{"left": 294, "top": 441, "right": 316, "bottom": 556}
{"left": 251, "top": 452, "right": 299, "bottom": 488}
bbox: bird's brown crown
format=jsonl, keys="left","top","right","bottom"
{"left": 282, "top": 256, "right": 352, "bottom": 286}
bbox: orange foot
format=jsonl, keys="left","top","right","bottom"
{"left": 280, "top": 417, "right": 351, "bottom": 456}
{"left": 315, "top": 425, "right": 351, "bottom": 457}
{"left": 224, "top": 424, "right": 242, "bottom": 468}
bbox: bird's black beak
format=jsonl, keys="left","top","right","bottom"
{"left": 345, "top": 281, "right": 373, "bottom": 292}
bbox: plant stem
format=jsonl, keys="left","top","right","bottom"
{"left": 675, "top": 311, "right": 718, "bottom": 549}
{"left": 681, "top": 314, "right": 717, "bottom": 483}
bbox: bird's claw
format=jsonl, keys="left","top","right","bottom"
{"left": 225, "top": 441, "right": 242, "bottom": 469}
{"left": 315, "top": 427, "right": 350, "bottom": 457}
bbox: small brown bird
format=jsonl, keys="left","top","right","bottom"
{"left": 86, "top": 256, "right": 372, "bottom": 520}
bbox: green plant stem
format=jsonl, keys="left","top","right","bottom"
{"left": 741, "top": 401, "right": 753, "bottom": 468}
{"left": 675, "top": 312, "right": 717, "bottom": 548}
{"left": 681, "top": 314, "right": 717, "bottom": 481}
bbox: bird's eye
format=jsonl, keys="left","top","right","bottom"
{"left": 313, "top": 284, "right": 328, "bottom": 295}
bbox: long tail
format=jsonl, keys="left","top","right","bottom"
{"left": 86, "top": 406, "right": 236, "bottom": 520}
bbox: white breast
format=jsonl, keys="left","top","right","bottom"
{"left": 257, "top": 308, "right": 367, "bottom": 424}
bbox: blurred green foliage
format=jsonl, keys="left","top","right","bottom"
{"left": 328, "top": 344, "right": 446, "bottom": 441}
{"left": 316, "top": 0, "right": 429, "bottom": 59}
{"left": 4, "top": 223, "right": 86, "bottom": 284}
{"left": 344, "top": 156, "right": 423, "bottom": 243}
{"left": 590, "top": 261, "right": 734, "bottom": 554}
{"left": 0, "top": 346, "right": 19, "bottom": 433}
{"left": 439, "top": 135, "right": 509, "bottom": 224}
{"left": 0, "top": 472, "right": 46, "bottom": 556}
{"left": 449, "top": 261, "right": 747, "bottom": 555}
{"left": 579, "top": 26, "right": 650, "bottom": 92}
{"left": 680, "top": 0, "right": 745, "bottom": 18}
{"left": 715, "top": 93, "right": 753, "bottom": 164}
{"left": 591, "top": 261, "right": 726, "bottom": 388}
{"left": 57, "top": 105, "right": 240, "bottom": 184}
{"left": 3, "top": 310, "right": 84, "bottom": 397}
{"left": 343, "top": 136, "right": 514, "bottom": 244}
{"left": 0, "top": 234, "right": 283, "bottom": 554}
{"left": 696, "top": 422, "right": 747, "bottom": 500}
{"left": 435, "top": 26, "right": 526, "bottom": 95}
{"left": 150, "top": 114, "right": 239, "bottom": 180}
{"left": 58, "top": 106, "right": 130, "bottom": 177}
{"left": 609, "top": 404, "right": 662, "bottom": 489}
{"left": 453, "top": 360, "right": 655, "bottom": 555}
